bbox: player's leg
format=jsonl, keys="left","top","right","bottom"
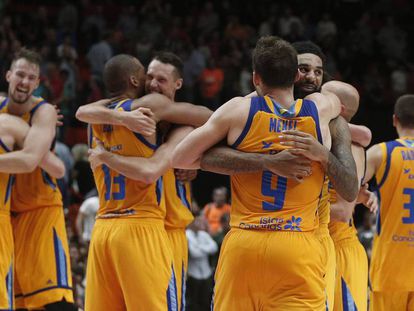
{"left": 0, "top": 215, "right": 14, "bottom": 310}
{"left": 318, "top": 232, "right": 336, "bottom": 310}
{"left": 370, "top": 291, "right": 409, "bottom": 311}
{"left": 12, "top": 207, "right": 74, "bottom": 310}
{"left": 166, "top": 228, "right": 188, "bottom": 311}
{"left": 213, "top": 229, "right": 265, "bottom": 311}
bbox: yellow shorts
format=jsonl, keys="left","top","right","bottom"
{"left": 0, "top": 214, "right": 14, "bottom": 310}
{"left": 316, "top": 227, "right": 336, "bottom": 311}
{"left": 86, "top": 218, "right": 176, "bottom": 311}
{"left": 212, "top": 228, "right": 325, "bottom": 311}
{"left": 166, "top": 228, "right": 188, "bottom": 311}
{"left": 333, "top": 239, "right": 368, "bottom": 311}
{"left": 370, "top": 291, "right": 414, "bottom": 311}
{"left": 12, "top": 206, "right": 73, "bottom": 309}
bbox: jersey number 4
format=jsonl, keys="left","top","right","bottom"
{"left": 261, "top": 171, "right": 287, "bottom": 211}
{"left": 102, "top": 164, "right": 126, "bottom": 201}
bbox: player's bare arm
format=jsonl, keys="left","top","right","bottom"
{"left": 200, "top": 146, "right": 312, "bottom": 182}
{"left": 349, "top": 124, "right": 372, "bottom": 148}
{"left": 88, "top": 126, "right": 194, "bottom": 184}
{"left": 0, "top": 108, "right": 65, "bottom": 177}
{"left": 280, "top": 118, "right": 358, "bottom": 202}
{"left": 173, "top": 97, "right": 244, "bottom": 169}
{"left": 363, "top": 144, "right": 383, "bottom": 184}
{"left": 131, "top": 93, "right": 213, "bottom": 127}
{"left": 76, "top": 98, "right": 156, "bottom": 136}
{"left": 330, "top": 144, "right": 365, "bottom": 222}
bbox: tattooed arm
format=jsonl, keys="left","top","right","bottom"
{"left": 200, "top": 146, "right": 312, "bottom": 182}
{"left": 280, "top": 116, "right": 358, "bottom": 202}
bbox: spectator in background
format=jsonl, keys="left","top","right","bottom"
{"left": 55, "top": 140, "right": 74, "bottom": 209}
{"left": 72, "top": 143, "right": 95, "bottom": 198}
{"left": 76, "top": 191, "right": 99, "bottom": 246}
{"left": 199, "top": 57, "right": 224, "bottom": 110}
{"left": 86, "top": 31, "right": 112, "bottom": 79}
{"left": 210, "top": 213, "right": 230, "bottom": 270}
{"left": 203, "top": 187, "right": 231, "bottom": 236}
{"left": 358, "top": 212, "right": 375, "bottom": 262}
{"left": 186, "top": 216, "right": 218, "bottom": 311}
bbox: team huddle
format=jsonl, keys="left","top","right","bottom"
{"left": 0, "top": 35, "right": 413, "bottom": 311}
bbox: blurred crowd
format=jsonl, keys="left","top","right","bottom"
{"left": 0, "top": 0, "right": 412, "bottom": 309}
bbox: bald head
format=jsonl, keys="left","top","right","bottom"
{"left": 103, "top": 54, "right": 145, "bottom": 97}
{"left": 322, "top": 81, "right": 360, "bottom": 122}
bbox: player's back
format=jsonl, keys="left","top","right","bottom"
{"left": 230, "top": 96, "right": 325, "bottom": 232}
{"left": 0, "top": 97, "right": 62, "bottom": 213}
{"left": 371, "top": 137, "right": 414, "bottom": 291}
{"left": 90, "top": 99, "right": 165, "bottom": 219}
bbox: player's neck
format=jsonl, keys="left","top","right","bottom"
{"left": 264, "top": 87, "right": 295, "bottom": 109}
{"left": 7, "top": 96, "right": 35, "bottom": 116}
{"left": 398, "top": 128, "right": 414, "bottom": 139}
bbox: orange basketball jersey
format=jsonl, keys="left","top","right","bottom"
{"left": 90, "top": 99, "right": 165, "bottom": 219}
{"left": 230, "top": 96, "right": 325, "bottom": 232}
{"left": 0, "top": 97, "right": 62, "bottom": 213}
{"left": 371, "top": 137, "right": 414, "bottom": 291}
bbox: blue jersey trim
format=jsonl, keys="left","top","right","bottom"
{"left": 118, "top": 99, "right": 133, "bottom": 112}
{"left": 377, "top": 141, "right": 404, "bottom": 188}
{"left": 156, "top": 176, "right": 163, "bottom": 205}
{"left": 297, "top": 99, "right": 323, "bottom": 144}
{"left": 0, "top": 139, "right": 11, "bottom": 152}
{"left": 41, "top": 170, "right": 57, "bottom": 191}
{"left": 0, "top": 97, "right": 8, "bottom": 111}
{"left": 167, "top": 265, "right": 178, "bottom": 311}
{"left": 231, "top": 97, "right": 261, "bottom": 148}
{"left": 181, "top": 262, "right": 186, "bottom": 311}
{"left": 4, "top": 175, "right": 14, "bottom": 205}
{"left": 341, "top": 277, "right": 358, "bottom": 311}
{"left": 53, "top": 228, "right": 69, "bottom": 287}
{"left": 29, "top": 99, "right": 47, "bottom": 125}
{"left": 6, "top": 263, "right": 13, "bottom": 310}
{"left": 133, "top": 132, "right": 158, "bottom": 150}
{"left": 176, "top": 180, "right": 191, "bottom": 210}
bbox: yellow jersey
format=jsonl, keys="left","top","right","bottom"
{"left": 371, "top": 137, "right": 414, "bottom": 291}
{"left": 328, "top": 184, "right": 359, "bottom": 244}
{"left": 317, "top": 177, "right": 330, "bottom": 231}
{"left": 163, "top": 169, "right": 193, "bottom": 230}
{"left": 90, "top": 99, "right": 165, "bottom": 219}
{"left": 230, "top": 96, "right": 325, "bottom": 232}
{"left": 0, "top": 139, "right": 13, "bottom": 216}
{"left": 0, "top": 97, "right": 62, "bottom": 213}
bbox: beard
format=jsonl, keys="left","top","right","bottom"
{"left": 10, "top": 90, "right": 31, "bottom": 104}
{"left": 294, "top": 81, "right": 321, "bottom": 99}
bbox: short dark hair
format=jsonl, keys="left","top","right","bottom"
{"left": 152, "top": 51, "right": 183, "bottom": 79}
{"left": 252, "top": 36, "right": 297, "bottom": 88}
{"left": 394, "top": 94, "right": 414, "bottom": 128}
{"left": 12, "top": 47, "right": 41, "bottom": 68}
{"left": 103, "top": 54, "right": 144, "bottom": 96}
{"left": 292, "top": 41, "right": 326, "bottom": 64}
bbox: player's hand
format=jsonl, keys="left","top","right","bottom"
{"left": 88, "top": 139, "right": 107, "bottom": 170}
{"left": 175, "top": 169, "right": 198, "bottom": 182}
{"left": 53, "top": 105, "right": 64, "bottom": 126}
{"left": 279, "top": 130, "right": 329, "bottom": 163}
{"left": 263, "top": 149, "right": 312, "bottom": 183}
{"left": 357, "top": 184, "right": 378, "bottom": 213}
{"left": 121, "top": 108, "right": 156, "bottom": 137}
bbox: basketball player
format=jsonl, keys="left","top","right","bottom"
{"left": 0, "top": 113, "right": 65, "bottom": 310}
{"left": 172, "top": 36, "right": 342, "bottom": 310}
{"left": 364, "top": 94, "right": 414, "bottom": 311}
{"left": 199, "top": 41, "right": 363, "bottom": 310}
{"left": 76, "top": 54, "right": 212, "bottom": 310}
{"left": 0, "top": 48, "right": 74, "bottom": 311}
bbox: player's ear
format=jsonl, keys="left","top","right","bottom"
{"left": 130, "top": 75, "right": 139, "bottom": 88}
{"left": 252, "top": 71, "right": 260, "bottom": 88}
{"left": 5, "top": 70, "right": 11, "bottom": 83}
{"left": 175, "top": 78, "right": 183, "bottom": 91}
{"left": 392, "top": 114, "right": 397, "bottom": 128}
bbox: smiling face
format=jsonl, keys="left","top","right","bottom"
{"left": 295, "top": 53, "right": 323, "bottom": 98}
{"left": 6, "top": 58, "right": 40, "bottom": 104}
{"left": 145, "top": 60, "right": 182, "bottom": 100}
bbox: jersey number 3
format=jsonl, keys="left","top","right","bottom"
{"left": 403, "top": 188, "right": 414, "bottom": 224}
